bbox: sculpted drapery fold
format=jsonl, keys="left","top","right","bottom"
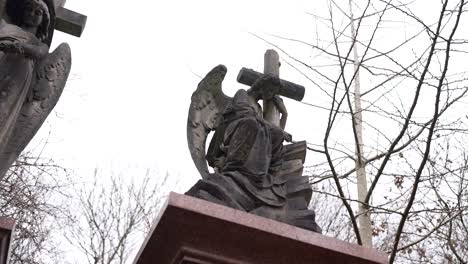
{"left": 206, "top": 89, "right": 287, "bottom": 208}
{"left": 0, "top": 21, "right": 37, "bottom": 154}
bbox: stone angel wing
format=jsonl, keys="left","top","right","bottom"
{"left": 187, "top": 65, "right": 232, "bottom": 179}
{"left": 0, "top": 43, "right": 71, "bottom": 176}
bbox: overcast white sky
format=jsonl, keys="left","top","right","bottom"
{"left": 30, "top": 0, "right": 467, "bottom": 190}
{"left": 31, "top": 0, "right": 329, "bottom": 192}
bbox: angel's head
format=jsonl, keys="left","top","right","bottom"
{"left": 22, "top": 0, "right": 50, "bottom": 41}
{"left": 248, "top": 75, "right": 281, "bottom": 101}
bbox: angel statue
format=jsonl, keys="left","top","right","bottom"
{"left": 0, "top": 0, "right": 72, "bottom": 178}
{"left": 187, "top": 65, "right": 321, "bottom": 233}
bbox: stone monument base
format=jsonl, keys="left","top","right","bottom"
{"left": 133, "top": 192, "right": 387, "bottom": 264}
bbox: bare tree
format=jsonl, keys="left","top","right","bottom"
{"left": 259, "top": 0, "right": 468, "bottom": 262}
{"left": 0, "top": 152, "right": 71, "bottom": 264}
{"left": 64, "top": 169, "right": 170, "bottom": 264}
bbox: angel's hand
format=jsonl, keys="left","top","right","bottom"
{"left": 283, "top": 131, "right": 293, "bottom": 143}
{"left": 251, "top": 75, "right": 281, "bottom": 91}
{"left": 0, "top": 41, "right": 10, "bottom": 52}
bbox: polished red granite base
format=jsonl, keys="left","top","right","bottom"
{"left": 134, "top": 192, "right": 387, "bottom": 264}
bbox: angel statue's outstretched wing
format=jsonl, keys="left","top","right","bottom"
{"left": 187, "top": 65, "right": 232, "bottom": 179}
{"left": 0, "top": 43, "right": 71, "bottom": 177}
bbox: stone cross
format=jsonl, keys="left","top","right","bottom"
{"left": 53, "top": 0, "right": 87, "bottom": 37}
{"left": 237, "top": 49, "right": 305, "bottom": 127}
{"left": 262, "top": 50, "right": 282, "bottom": 126}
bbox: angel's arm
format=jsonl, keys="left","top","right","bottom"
{"left": 273, "top": 96, "right": 288, "bottom": 130}
{"left": 21, "top": 42, "right": 48, "bottom": 59}
{"left": 0, "top": 40, "right": 48, "bottom": 59}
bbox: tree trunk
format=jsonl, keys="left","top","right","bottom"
{"left": 349, "top": 0, "right": 373, "bottom": 248}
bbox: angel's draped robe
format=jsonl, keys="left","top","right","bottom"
{"left": 0, "top": 20, "right": 38, "bottom": 173}
{"left": 203, "top": 89, "right": 287, "bottom": 211}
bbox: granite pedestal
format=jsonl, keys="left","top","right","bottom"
{"left": 134, "top": 192, "right": 387, "bottom": 264}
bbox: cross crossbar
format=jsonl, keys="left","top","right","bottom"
{"left": 55, "top": 7, "right": 86, "bottom": 37}
{"left": 53, "top": 0, "right": 87, "bottom": 37}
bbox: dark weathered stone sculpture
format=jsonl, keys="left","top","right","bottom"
{"left": 186, "top": 65, "right": 321, "bottom": 233}
{"left": 0, "top": 0, "right": 72, "bottom": 178}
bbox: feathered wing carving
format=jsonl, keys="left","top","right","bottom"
{"left": 0, "top": 43, "right": 71, "bottom": 176}
{"left": 187, "top": 65, "right": 232, "bottom": 179}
